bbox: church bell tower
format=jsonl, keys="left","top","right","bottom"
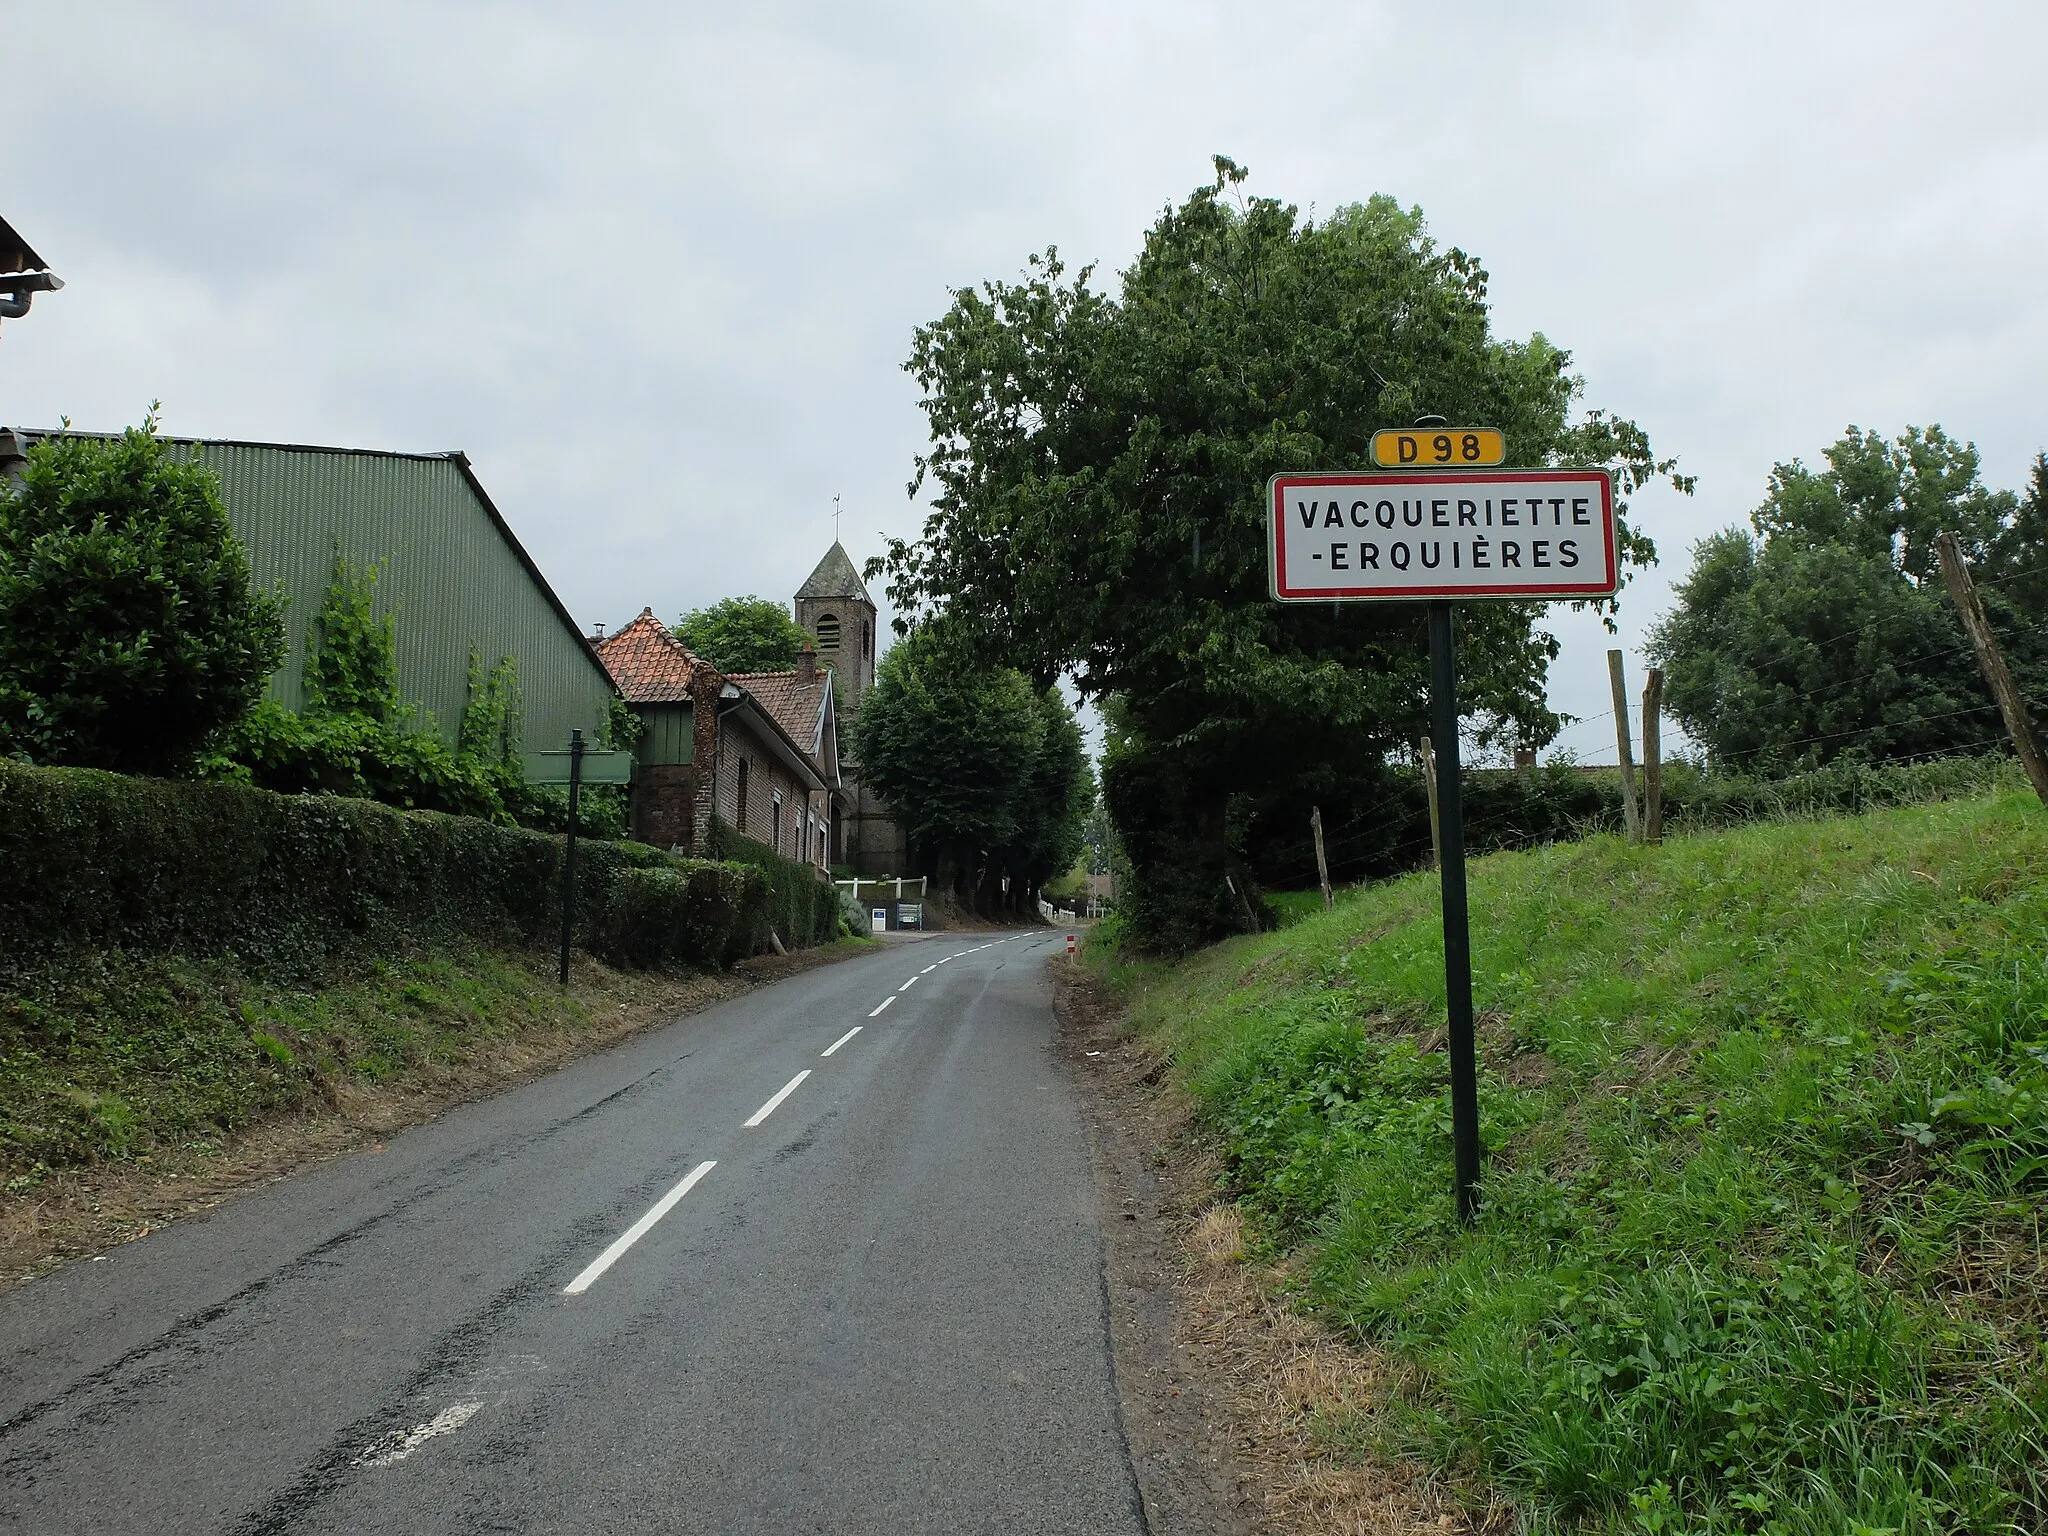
{"left": 793, "top": 541, "right": 877, "bottom": 708}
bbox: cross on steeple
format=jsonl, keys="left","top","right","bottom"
{"left": 833, "top": 493, "right": 842, "bottom": 544}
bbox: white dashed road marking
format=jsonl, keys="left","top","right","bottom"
{"left": 564, "top": 1160, "right": 718, "bottom": 1295}
{"left": 745, "top": 1070, "right": 811, "bottom": 1128}
{"left": 822, "top": 1026, "right": 861, "bottom": 1057}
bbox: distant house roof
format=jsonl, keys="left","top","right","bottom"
{"left": 727, "top": 664, "right": 839, "bottom": 788}
{"left": 726, "top": 668, "right": 825, "bottom": 748}
{"left": 795, "top": 541, "right": 872, "bottom": 604}
{"left": 597, "top": 609, "right": 706, "bottom": 704}
{"left": 599, "top": 612, "right": 831, "bottom": 794}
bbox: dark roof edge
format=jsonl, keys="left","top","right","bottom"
{"left": 722, "top": 691, "right": 829, "bottom": 795}
{"left": 8, "top": 427, "right": 463, "bottom": 464}
{"left": 0, "top": 215, "right": 50, "bottom": 273}
{"left": 446, "top": 453, "right": 619, "bottom": 699}
{"left": 814, "top": 671, "right": 839, "bottom": 782}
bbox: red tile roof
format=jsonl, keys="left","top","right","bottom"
{"left": 725, "top": 667, "right": 830, "bottom": 753}
{"left": 596, "top": 608, "right": 704, "bottom": 703}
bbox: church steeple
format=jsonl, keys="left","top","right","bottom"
{"left": 794, "top": 541, "right": 877, "bottom": 707}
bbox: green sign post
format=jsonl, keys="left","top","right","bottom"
{"left": 524, "top": 733, "right": 633, "bottom": 984}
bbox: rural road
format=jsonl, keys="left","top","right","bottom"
{"left": 0, "top": 930, "right": 1151, "bottom": 1534}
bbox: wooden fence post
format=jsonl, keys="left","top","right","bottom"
{"left": 1936, "top": 531, "right": 2048, "bottom": 806}
{"left": 1420, "top": 737, "right": 1442, "bottom": 870}
{"left": 1642, "top": 666, "right": 1664, "bottom": 845}
{"left": 1607, "top": 649, "right": 1641, "bottom": 842}
{"left": 1311, "top": 806, "right": 1334, "bottom": 911}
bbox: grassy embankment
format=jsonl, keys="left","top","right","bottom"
{"left": 0, "top": 757, "right": 868, "bottom": 1231}
{"left": 3, "top": 945, "right": 711, "bottom": 1180}
{"left": 1102, "top": 788, "right": 2048, "bottom": 1533}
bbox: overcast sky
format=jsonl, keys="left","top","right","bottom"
{"left": 5, "top": 1, "right": 2045, "bottom": 762}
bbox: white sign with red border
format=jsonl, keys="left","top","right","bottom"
{"left": 1268, "top": 469, "right": 1616, "bottom": 602}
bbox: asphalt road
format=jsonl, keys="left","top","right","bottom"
{"left": 0, "top": 930, "right": 1148, "bottom": 1534}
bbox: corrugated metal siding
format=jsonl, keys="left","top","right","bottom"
{"left": 180, "top": 443, "right": 614, "bottom": 752}
{"left": 638, "top": 703, "right": 695, "bottom": 765}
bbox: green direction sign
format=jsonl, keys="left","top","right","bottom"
{"left": 521, "top": 749, "right": 633, "bottom": 785}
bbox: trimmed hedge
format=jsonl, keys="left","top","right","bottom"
{"left": 586, "top": 864, "right": 760, "bottom": 971}
{"left": 0, "top": 759, "right": 768, "bottom": 974}
{"left": 705, "top": 818, "right": 844, "bottom": 950}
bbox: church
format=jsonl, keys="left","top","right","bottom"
{"left": 597, "top": 542, "right": 906, "bottom": 876}
{"left": 788, "top": 541, "right": 907, "bottom": 877}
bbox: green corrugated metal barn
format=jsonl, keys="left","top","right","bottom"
{"left": 163, "top": 437, "right": 616, "bottom": 752}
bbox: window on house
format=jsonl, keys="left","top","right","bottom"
{"left": 772, "top": 789, "right": 783, "bottom": 853}
{"left": 736, "top": 759, "right": 749, "bottom": 834}
{"left": 815, "top": 612, "right": 841, "bottom": 652}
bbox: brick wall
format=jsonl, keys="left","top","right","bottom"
{"left": 632, "top": 764, "right": 695, "bottom": 851}
{"left": 716, "top": 726, "right": 815, "bottom": 865}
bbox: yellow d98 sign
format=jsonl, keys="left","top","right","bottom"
{"left": 1372, "top": 427, "right": 1506, "bottom": 468}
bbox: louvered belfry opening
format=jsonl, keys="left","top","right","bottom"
{"left": 815, "top": 611, "right": 842, "bottom": 653}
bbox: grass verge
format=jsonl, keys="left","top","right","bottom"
{"left": 1, "top": 935, "right": 877, "bottom": 1283}
{"left": 1097, "top": 789, "right": 2048, "bottom": 1534}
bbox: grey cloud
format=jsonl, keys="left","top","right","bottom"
{"left": 4, "top": 0, "right": 2045, "bottom": 756}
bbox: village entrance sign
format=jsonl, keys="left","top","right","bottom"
{"left": 1267, "top": 450, "right": 1617, "bottom": 1222}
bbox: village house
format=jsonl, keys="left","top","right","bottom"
{"left": 596, "top": 610, "right": 838, "bottom": 869}
{"left": 600, "top": 541, "right": 906, "bottom": 876}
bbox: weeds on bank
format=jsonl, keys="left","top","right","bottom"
{"left": 0, "top": 947, "right": 623, "bottom": 1173}
{"left": 1106, "top": 792, "right": 2048, "bottom": 1533}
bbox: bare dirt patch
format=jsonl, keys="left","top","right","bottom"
{"left": 1, "top": 940, "right": 874, "bottom": 1290}
{"left": 1052, "top": 959, "right": 1505, "bottom": 1536}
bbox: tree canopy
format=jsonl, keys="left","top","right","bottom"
{"left": 0, "top": 416, "right": 286, "bottom": 775}
{"left": 876, "top": 159, "right": 1684, "bottom": 949}
{"left": 675, "top": 596, "right": 812, "bottom": 674}
{"left": 1648, "top": 429, "right": 2047, "bottom": 771}
{"left": 849, "top": 627, "right": 1089, "bottom": 915}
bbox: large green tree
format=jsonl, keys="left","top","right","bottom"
{"left": 1649, "top": 427, "right": 2046, "bottom": 772}
{"left": 849, "top": 627, "right": 1090, "bottom": 914}
{"left": 0, "top": 416, "right": 286, "bottom": 775}
{"left": 876, "top": 159, "right": 1683, "bottom": 949}
{"left": 675, "top": 596, "right": 812, "bottom": 674}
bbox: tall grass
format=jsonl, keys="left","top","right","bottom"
{"left": 1107, "top": 790, "right": 2048, "bottom": 1532}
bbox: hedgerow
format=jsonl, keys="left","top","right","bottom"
{"left": 706, "top": 817, "right": 846, "bottom": 949}
{"left": 0, "top": 757, "right": 762, "bottom": 975}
